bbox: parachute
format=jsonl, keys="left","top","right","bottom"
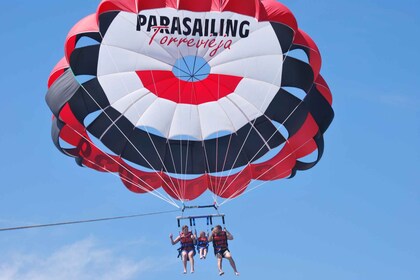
{"left": 46, "top": 0, "right": 334, "bottom": 207}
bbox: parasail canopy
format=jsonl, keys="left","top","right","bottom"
{"left": 46, "top": 0, "right": 334, "bottom": 207}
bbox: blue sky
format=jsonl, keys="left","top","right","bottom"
{"left": 0, "top": 0, "right": 419, "bottom": 279}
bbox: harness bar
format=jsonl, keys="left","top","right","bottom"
{"left": 176, "top": 214, "right": 225, "bottom": 228}
{"left": 181, "top": 204, "right": 218, "bottom": 212}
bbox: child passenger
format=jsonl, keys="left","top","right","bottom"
{"left": 196, "top": 231, "right": 209, "bottom": 259}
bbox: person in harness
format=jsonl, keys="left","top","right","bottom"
{"left": 196, "top": 231, "right": 209, "bottom": 259}
{"left": 170, "top": 225, "right": 196, "bottom": 274}
{"left": 208, "top": 225, "right": 239, "bottom": 276}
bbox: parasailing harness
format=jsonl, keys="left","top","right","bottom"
{"left": 175, "top": 204, "right": 226, "bottom": 258}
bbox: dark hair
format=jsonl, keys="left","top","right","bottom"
{"left": 182, "top": 225, "right": 189, "bottom": 230}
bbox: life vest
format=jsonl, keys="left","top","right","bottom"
{"left": 212, "top": 231, "right": 228, "bottom": 250}
{"left": 180, "top": 231, "right": 195, "bottom": 251}
{"left": 197, "top": 236, "right": 209, "bottom": 248}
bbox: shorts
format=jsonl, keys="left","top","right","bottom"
{"left": 214, "top": 248, "right": 230, "bottom": 258}
{"left": 182, "top": 248, "right": 196, "bottom": 256}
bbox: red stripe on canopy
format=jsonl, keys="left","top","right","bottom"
{"left": 137, "top": 70, "right": 242, "bottom": 104}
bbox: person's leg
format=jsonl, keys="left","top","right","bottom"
{"left": 224, "top": 251, "right": 239, "bottom": 275}
{"left": 188, "top": 251, "right": 195, "bottom": 273}
{"left": 199, "top": 248, "right": 204, "bottom": 259}
{"left": 181, "top": 251, "right": 188, "bottom": 274}
{"left": 203, "top": 248, "right": 207, "bottom": 259}
{"left": 216, "top": 254, "right": 224, "bottom": 275}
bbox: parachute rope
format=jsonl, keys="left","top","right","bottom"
{"left": 172, "top": 8, "right": 219, "bottom": 206}
{"left": 218, "top": 99, "right": 305, "bottom": 200}
{"left": 65, "top": 124, "right": 180, "bottom": 208}
{"left": 82, "top": 157, "right": 180, "bottom": 207}
{"left": 79, "top": 83, "right": 185, "bottom": 204}
{"left": 215, "top": 46, "right": 295, "bottom": 200}
{"left": 107, "top": 7, "right": 188, "bottom": 202}
{"left": 0, "top": 209, "right": 179, "bottom": 232}
{"left": 117, "top": 0, "right": 183, "bottom": 203}
{"left": 219, "top": 136, "right": 315, "bottom": 206}
{"left": 143, "top": 8, "right": 187, "bottom": 202}
{"left": 82, "top": 22, "right": 186, "bottom": 203}
{"left": 188, "top": 12, "right": 219, "bottom": 205}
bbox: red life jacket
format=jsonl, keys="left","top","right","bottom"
{"left": 212, "top": 231, "right": 228, "bottom": 249}
{"left": 197, "top": 236, "right": 209, "bottom": 248}
{"left": 180, "top": 231, "right": 194, "bottom": 250}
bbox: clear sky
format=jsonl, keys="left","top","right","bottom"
{"left": 0, "top": 0, "right": 419, "bottom": 279}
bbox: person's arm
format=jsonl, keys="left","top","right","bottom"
{"left": 170, "top": 234, "right": 180, "bottom": 245}
{"left": 208, "top": 231, "right": 214, "bottom": 242}
{"left": 224, "top": 228, "right": 234, "bottom": 240}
